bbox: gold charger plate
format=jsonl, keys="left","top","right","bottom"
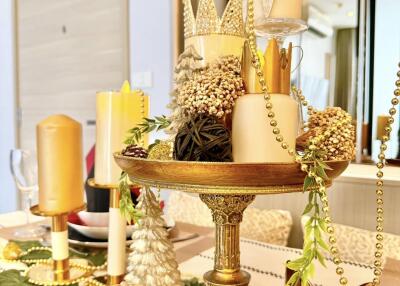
{"left": 114, "top": 153, "right": 350, "bottom": 195}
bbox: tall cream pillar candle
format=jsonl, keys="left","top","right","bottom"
{"left": 269, "top": 0, "right": 302, "bottom": 19}
{"left": 107, "top": 207, "right": 126, "bottom": 277}
{"left": 95, "top": 81, "right": 149, "bottom": 185}
{"left": 36, "top": 115, "right": 84, "bottom": 213}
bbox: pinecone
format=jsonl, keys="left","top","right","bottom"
{"left": 122, "top": 145, "right": 148, "bottom": 158}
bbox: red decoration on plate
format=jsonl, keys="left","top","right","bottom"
{"left": 68, "top": 213, "right": 86, "bottom": 226}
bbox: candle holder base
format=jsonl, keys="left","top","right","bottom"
{"left": 88, "top": 179, "right": 128, "bottom": 285}
{"left": 204, "top": 270, "right": 250, "bottom": 286}
{"left": 27, "top": 262, "right": 89, "bottom": 286}
{"left": 30, "top": 204, "right": 86, "bottom": 217}
{"left": 107, "top": 274, "right": 125, "bottom": 285}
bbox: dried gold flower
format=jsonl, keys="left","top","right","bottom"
{"left": 178, "top": 55, "right": 245, "bottom": 119}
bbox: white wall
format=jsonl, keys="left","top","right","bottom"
{"left": 300, "top": 31, "right": 335, "bottom": 110}
{"left": 129, "top": 0, "right": 173, "bottom": 125}
{"left": 372, "top": 0, "right": 400, "bottom": 160}
{"left": 129, "top": 1, "right": 173, "bottom": 203}
{"left": 0, "top": 0, "right": 18, "bottom": 212}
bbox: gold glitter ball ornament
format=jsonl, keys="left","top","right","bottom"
{"left": 148, "top": 141, "right": 173, "bottom": 160}
{"left": 2, "top": 242, "right": 22, "bottom": 260}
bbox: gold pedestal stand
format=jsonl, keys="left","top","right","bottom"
{"left": 87, "top": 178, "right": 126, "bottom": 286}
{"left": 114, "top": 155, "right": 350, "bottom": 286}
{"left": 28, "top": 204, "right": 90, "bottom": 285}
{"left": 200, "top": 194, "right": 254, "bottom": 286}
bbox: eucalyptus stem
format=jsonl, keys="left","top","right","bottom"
{"left": 119, "top": 171, "right": 142, "bottom": 223}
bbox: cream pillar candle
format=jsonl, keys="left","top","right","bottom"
{"left": 36, "top": 115, "right": 84, "bottom": 213}
{"left": 269, "top": 0, "right": 302, "bottom": 19}
{"left": 232, "top": 94, "right": 298, "bottom": 162}
{"left": 107, "top": 207, "right": 126, "bottom": 276}
{"left": 95, "top": 81, "right": 149, "bottom": 185}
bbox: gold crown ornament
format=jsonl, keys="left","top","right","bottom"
{"left": 183, "top": 0, "right": 246, "bottom": 64}
{"left": 264, "top": 38, "right": 292, "bottom": 95}
{"left": 241, "top": 38, "right": 293, "bottom": 95}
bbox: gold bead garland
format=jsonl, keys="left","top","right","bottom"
{"left": 140, "top": 91, "right": 145, "bottom": 147}
{"left": 1, "top": 243, "right": 107, "bottom": 286}
{"left": 246, "top": 0, "right": 350, "bottom": 282}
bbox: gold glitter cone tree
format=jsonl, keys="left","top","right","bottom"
{"left": 167, "top": 46, "right": 203, "bottom": 135}
{"left": 124, "top": 187, "right": 182, "bottom": 286}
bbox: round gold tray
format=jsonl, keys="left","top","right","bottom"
{"left": 114, "top": 153, "right": 349, "bottom": 195}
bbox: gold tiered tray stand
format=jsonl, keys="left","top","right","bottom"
{"left": 114, "top": 153, "right": 349, "bottom": 286}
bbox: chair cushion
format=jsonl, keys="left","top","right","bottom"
{"left": 301, "top": 215, "right": 400, "bottom": 266}
{"left": 167, "top": 192, "right": 292, "bottom": 246}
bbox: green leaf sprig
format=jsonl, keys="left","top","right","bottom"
{"left": 120, "top": 115, "right": 170, "bottom": 220}
{"left": 124, "top": 116, "right": 171, "bottom": 146}
{"left": 286, "top": 151, "right": 333, "bottom": 286}
{"left": 119, "top": 172, "right": 142, "bottom": 224}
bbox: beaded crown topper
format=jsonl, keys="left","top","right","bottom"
{"left": 183, "top": 0, "right": 245, "bottom": 38}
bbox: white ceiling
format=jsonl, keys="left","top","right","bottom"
{"left": 304, "top": 0, "right": 358, "bottom": 28}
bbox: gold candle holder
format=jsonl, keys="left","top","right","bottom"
{"left": 28, "top": 204, "right": 89, "bottom": 285}
{"left": 87, "top": 178, "right": 126, "bottom": 286}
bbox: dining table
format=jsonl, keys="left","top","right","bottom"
{"left": 0, "top": 211, "right": 399, "bottom": 286}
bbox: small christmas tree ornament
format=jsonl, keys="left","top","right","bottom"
{"left": 168, "top": 46, "right": 204, "bottom": 135}
{"left": 124, "top": 187, "right": 182, "bottom": 286}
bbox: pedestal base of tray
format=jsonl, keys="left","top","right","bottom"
{"left": 204, "top": 270, "right": 251, "bottom": 286}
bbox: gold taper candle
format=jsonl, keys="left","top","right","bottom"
{"left": 36, "top": 115, "right": 84, "bottom": 213}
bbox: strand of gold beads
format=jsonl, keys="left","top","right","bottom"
{"left": 292, "top": 86, "right": 352, "bottom": 285}
{"left": 370, "top": 65, "right": 400, "bottom": 285}
{"left": 294, "top": 64, "right": 400, "bottom": 285}
{"left": 246, "top": 0, "right": 350, "bottom": 284}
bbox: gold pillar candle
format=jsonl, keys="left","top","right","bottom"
{"left": 376, "top": 115, "right": 391, "bottom": 141}
{"left": 185, "top": 35, "right": 245, "bottom": 65}
{"left": 37, "top": 115, "right": 84, "bottom": 213}
{"left": 269, "top": 0, "right": 303, "bottom": 19}
{"left": 95, "top": 81, "right": 149, "bottom": 185}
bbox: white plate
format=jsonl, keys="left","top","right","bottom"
{"left": 68, "top": 238, "right": 134, "bottom": 249}
{"left": 68, "top": 216, "right": 175, "bottom": 240}
{"left": 68, "top": 222, "right": 135, "bottom": 240}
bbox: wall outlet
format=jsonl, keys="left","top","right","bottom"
{"left": 132, "top": 71, "right": 152, "bottom": 88}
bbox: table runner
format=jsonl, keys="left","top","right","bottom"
{"left": 0, "top": 216, "right": 399, "bottom": 285}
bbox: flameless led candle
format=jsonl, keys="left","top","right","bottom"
{"left": 94, "top": 81, "right": 149, "bottom": 185}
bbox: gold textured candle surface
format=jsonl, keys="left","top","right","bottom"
{"left": 95, "top": 84, "right": 149, "bottom": 185}
{"left": 269, "top": 0, "right": 302, "bottom": 19}
{"left": 37, "top": 115, "right": 84, "bottom": 213}
{"left": 185, "top": 35, "right": 245, "bottom": 65}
